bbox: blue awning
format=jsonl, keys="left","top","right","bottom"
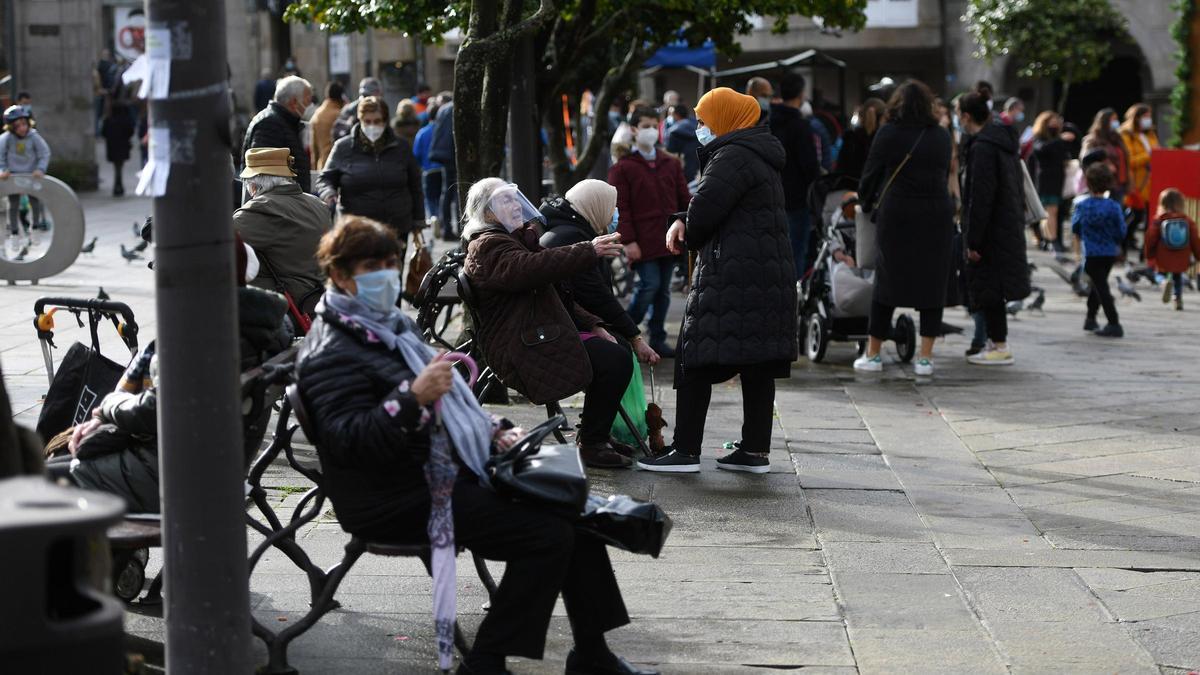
{"left": 643, "top": 40, "right": 715, "bottom": 69}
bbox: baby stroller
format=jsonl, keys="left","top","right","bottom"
{"left": 798, "top": 174, "right": 916, "bottom": 364}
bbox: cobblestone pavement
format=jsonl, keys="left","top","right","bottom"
{"left": 5, "top": 174, "right": 1200, "bottom": 673}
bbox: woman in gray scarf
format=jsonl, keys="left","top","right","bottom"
{"left": 295, "top": 216, "right": 654, "bottom": 675}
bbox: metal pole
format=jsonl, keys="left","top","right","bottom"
{"left": 5, "top": 0, "right": 17, "bottom": 100}
{"left": 507, "top": 35, "right": 539, "bottom": 198}
{"left": 146, "top": 0, "right": 251, "bottom": 672}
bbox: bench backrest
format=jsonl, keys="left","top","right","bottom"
{"left": 285, "top": 383, "right": 317, "bottom": 446}
{"left": 456, "top": 270, "right": 485, "bottom": 351}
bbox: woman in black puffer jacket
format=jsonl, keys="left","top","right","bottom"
{"left": 317, "top": 96, "right": 424, "bottom": 274}
{"left": 637, "top": 87, "right": 796, "bottom": 476}
{"left": 296, "top": 217, "right": 651, "bottom": 675}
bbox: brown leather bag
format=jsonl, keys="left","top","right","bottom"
{"left": 405, "top": 229, "right": 434, "bottom": 300}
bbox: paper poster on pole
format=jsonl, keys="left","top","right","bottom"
{"left": 114, "top": 8, "right": 147, "bottom": 61}
{"left": 329, "top": 35, "right": 351, "bottom": 75}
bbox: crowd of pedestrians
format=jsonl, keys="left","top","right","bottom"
{"left": 29, "top": 52, "right": 1200, "bottom": 674}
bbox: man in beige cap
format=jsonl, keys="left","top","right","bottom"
{"left": 233, "top": 147, "right": 332, "bottom": 314}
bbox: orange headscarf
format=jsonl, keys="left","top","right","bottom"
{"left": 695, "top": 87, "right": 761, "bottom": 138}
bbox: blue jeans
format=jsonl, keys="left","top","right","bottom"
{"left": 626, "top": 256, "right": 675, "bottom": 346}
{"left": 787, "top": 208, "right": 811, "bottom": 277}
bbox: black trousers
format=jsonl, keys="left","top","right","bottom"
{"left": 978, "top": 302, "right": 1008, "bottom": 343}
{"left": 451, "top": 478, "right": 630, "bottom": 659}
{"left": 868, "top": 300, "right": 944, "bottom": 340}
{"left": 673, "top": 365, "right": 775, "bottom": 454}
{"left": 1085, "top": 256, "right": 1120, "bottom": 325}
{"left": 579, "top": 338, "right": 632, "bottom": 444}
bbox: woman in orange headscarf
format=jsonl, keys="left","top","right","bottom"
{"left": 637, "top": 87, "right": 797, "bottom": 475}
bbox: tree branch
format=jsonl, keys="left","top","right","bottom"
{"left": 473, "top": 0, "right": 555, "bottom": 48}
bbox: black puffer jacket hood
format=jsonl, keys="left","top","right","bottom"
{"left": 681, "top": 124, "right": 797, "bottom": 370}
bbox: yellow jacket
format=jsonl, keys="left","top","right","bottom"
{"left": 1120, "top": 127, "right": 1158, "bottom": 209}
{"left": 310, "top": 100, "right": 343, "bottom": 171}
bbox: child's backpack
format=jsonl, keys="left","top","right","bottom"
{"left": 1162, "top": 217, "right": 1190, "bottom": 250}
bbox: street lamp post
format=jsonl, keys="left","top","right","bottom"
{"left": 145, "top": 0, "right": 251, "bottom": 672}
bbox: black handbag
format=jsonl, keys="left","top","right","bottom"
{"left": 579, "top": 494, "right": 673, "bottom": 558}
{"left": 487, "top": 415, "right": 587, "bottom": 517}
{"left": 36, "top": 342, "right": 126, "bottom": 442}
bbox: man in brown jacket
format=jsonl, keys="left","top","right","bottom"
{"left": 311, "top": 81, "right": 345, "bottom": 171}
{"left": 234, "top": 148, "right": 333, "bottom": 313}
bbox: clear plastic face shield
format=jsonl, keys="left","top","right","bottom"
{"left": 486, "top": 184, "right": 544, "bottom": 232}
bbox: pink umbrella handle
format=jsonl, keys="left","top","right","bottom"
{"left": 432, "top": 352, "right": 479, "bottom": 417}
{"left": 435, "top": 351, "right": 479, "bottom": 387}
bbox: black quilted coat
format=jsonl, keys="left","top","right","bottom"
{"left": 296, "top": 303, "right": 437, "bottom": 541}
{"left": 961, "top": 122, "right": 1031, "bottom": 308}
{"left": 680, "top": 125, "right": 797, "bottom": 372}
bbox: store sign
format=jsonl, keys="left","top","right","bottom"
{"left": 865, "top": 0, "right": 919, "bottom": 28}
{"left": 329, "top": 35, "right": 351, "bottom": 75}
{"left": 114, "top": 7, "right": 146, "bottom": 60}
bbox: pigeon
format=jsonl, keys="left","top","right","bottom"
{"left": 132, "top": 220, "right": 143, "bottom": 238}
{"left": 1116, "top": 275, "right": 1142, "bottom": 301}
{"left": 14, "top": 244, "right": 29, "bottom": 261}
{"left": 97, "top": 287, "right": 110, "bottom": 301}
{"left": 1006, "top": 300, "right": 1024, "bottom": 317}
{"left": 80, "top": 236, "right": 98, "bottom": 253}
{"left": 132, "top": 239, "right": 149, "bottom": 253}
{"left": 120, "top": 243, "right": 143, "bottom": 262}
{"left": 1027, "top": 262, "right": 1038, "bottom": 273}
{"left": 1027, "top": 288, "right": 1046, "bottom": 313}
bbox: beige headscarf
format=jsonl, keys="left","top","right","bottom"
{"left": 565, "top": 179, "right": 618, "bottom": 234}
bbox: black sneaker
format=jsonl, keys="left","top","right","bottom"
{"left": 1094, "top": 323, "right": 1124, "bottom": 338}
{"left": 715, "top": 448, "right": 770, "bottom": 474}
{"left": 636, "top": 446, "right": 699, "bottom": 473}
{"left": 965, "top": 343, "right": 985, "bottom": 357}
{"left": 566, "top": 649, "right": 659, "bottom": 675}
{"left": 1083, "top": 317, "right": 1099, "bottom": 331}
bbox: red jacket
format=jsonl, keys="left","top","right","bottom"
{"left": 608, "top": 150, "right": 691, "bottom": 261}
{"left": 1146, "top": 211, "right": 1200, "bottom": 274}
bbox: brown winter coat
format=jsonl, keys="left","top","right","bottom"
{"left": 464, "top": 226, "right": 602, "bottom": 404}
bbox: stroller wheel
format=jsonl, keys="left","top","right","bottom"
{"left": 894, "top": 314, "right": 916, "bottom": 363}
{"left": 804, "top": 313, "right": 828, "bottom": 363}
{"left": 113, "top": 553, "right": 147, "bottom": 603}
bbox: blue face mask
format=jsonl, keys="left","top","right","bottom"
{"left": 609, "top": 207, "right": 619, "bottom": 233}
{"left": 1014, "top": 111, "right": 1025, "bottom": 124}
{"left": 696, "top": 125, "right": 715, "bottom": 146}
{"left": 353, "top": 268, "right": 401, "bottom": 313}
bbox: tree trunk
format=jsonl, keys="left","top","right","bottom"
{"left": 1057, "top": 62, "right": 1075, "bottom": 115}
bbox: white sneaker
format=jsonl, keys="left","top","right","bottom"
{"left": 853, "top": 354, "right": 883, "bottom": 372}
{"left": 967, "top": 347, "right": 1014, "bottom": 366}
{"left": 913, "top": 357, "right": 934, "bottom": 376}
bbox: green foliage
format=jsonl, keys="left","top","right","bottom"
{"left": 963, "top": 0, "right": 1129, "bottom": 99}
{"left": 1170, "top": 0, "right": 1195, "bottom": 147}
{"left": 285, "top": 0, "right": 868, "bottom": 52}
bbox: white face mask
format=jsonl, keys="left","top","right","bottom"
{"left": 1140, "top": 116, "right": 1153, "bottom": 131}
{"left": 696, "top": 125, "right": 715, "bottom": 146}
{"left": 362, "top": 124, "right": 385, "bottom": 142}
{"left": 301, "top": 101, "right": 316, "bottom": 121}
{"left": 635, "top": 127, "right": 658, "bottom": 149}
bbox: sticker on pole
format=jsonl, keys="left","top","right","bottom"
{"left": 137, "top": 127, "right": 171, "bottom": 197}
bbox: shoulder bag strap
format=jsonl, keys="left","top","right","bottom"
{"left": 875, "top": 128, "right": 928, "bottom": 209}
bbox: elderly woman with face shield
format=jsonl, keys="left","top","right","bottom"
{"left": 462, "top": 179, "right": 636, "bottom": 469}
{"left": 317, "top": 96, "right": 424, "bottom": 280}
{"left": 295, "top": 216, "right": 653, "bottom": 675}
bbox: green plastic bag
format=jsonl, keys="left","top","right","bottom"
{"left": 610, "top": 352, "right": 648, "bottom": 446}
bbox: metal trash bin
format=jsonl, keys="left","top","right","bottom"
{"left": 0, "top": 476, "right": 125, "bottom": 674}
